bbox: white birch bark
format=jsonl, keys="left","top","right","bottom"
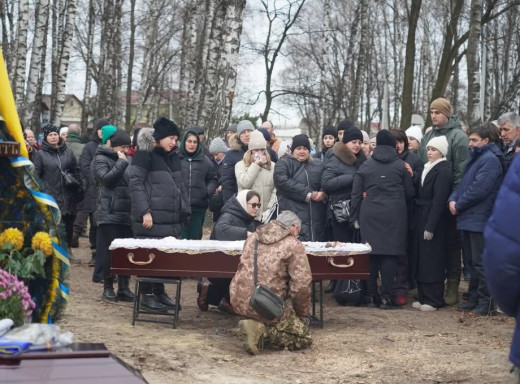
{"left": 13, "top": 0, "right": 30, "bottom": 109}
{"left": 466, "top": 0, "right": 482, "bottom": 125}
{"left": 52, "top": 0, "right": 77, "bottom": 126}
{"left": 25, "top": 0, "right": 51, "bottom": 126}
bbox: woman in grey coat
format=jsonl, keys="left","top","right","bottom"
{"left": 350, "top": 130, "right": 415, "bottom": 309}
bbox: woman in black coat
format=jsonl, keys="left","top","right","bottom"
{"left": 413, "top": 136, "right": 452, "bottom": 311}
{"left": 350, "top": 130, "right": 415, "bottom": 309}
{"left": 390, "top": 128, "right": 424, "bottom": 305}
{"left": 198, "top": 189, "right": 261, "bottom": 312}
{"left": 179, "top": 130, "right": 218, "bottom": 240}
{"left": 322, "top": 128, "right": 367, "bottom": 242}
{"left": 129, "top": 119, "right": 189, "bottom": 311}
{"left": 92, "top": 129, "right": 135, "bottom": 302}
{"left": 33, "top": 124, "right": 82, "bottom": 254}
{"left": 274, "top": 134, "right": 327, "bottom": 242}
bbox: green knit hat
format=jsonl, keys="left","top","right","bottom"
{"left": 101, "top": 125, "right": 117, "bottom": 144}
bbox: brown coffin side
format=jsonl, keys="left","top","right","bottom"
{"left": 111, "top": 248, "right": 369, "bottom": 280}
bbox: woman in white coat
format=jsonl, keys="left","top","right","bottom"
{"left": 235, "top": 130, "right": 277, "bottom": 221}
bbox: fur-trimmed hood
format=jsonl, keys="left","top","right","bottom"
{"left": 136, "top": 127, "right": 156, "bottom": 152}
{"left": 332, "top": 142, "right": 356, "bottom": 166}
{"left": 228, "top": 133, "right": 247, "bottom": 152}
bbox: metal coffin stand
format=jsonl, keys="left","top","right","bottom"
{"left": 112, "top": 247, "right": 369, "bottom": 328}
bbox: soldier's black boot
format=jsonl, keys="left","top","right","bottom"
{"left": 117, "top": 276, "right": 135, "bottom": 302}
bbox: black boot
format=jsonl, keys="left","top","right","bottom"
{"left": 117, "top": 276, "right": 135, "bottom": 302}
{"left": 379, "top": 297, "right": 400, "bottom": 310}
{"left": 102, "top": 277, "right": 116, "bottom": 302}
{"left": 140, "top": 294, "right": 167, "bottom": 311}
{"left": 155, "top": 292, "right": 180, "bottom": 310}
{"left": 324, "top": 280, "right": 336, "bottom": 294}
{"left": 70, "top": 233, "right": 79, "bottom": 248}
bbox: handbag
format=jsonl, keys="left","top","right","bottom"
{"left": 249, "top": 239, "right": 285, "bottom": 321}
{"left": 261, "top": 197, "right": 278, "bottom": 224}
{"left": 162, "top": 158, "right": 192, "bottom": 222}
{"left": 331, "top": 199, "right": 351, "bottom": 223}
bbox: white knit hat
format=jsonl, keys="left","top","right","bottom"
{"left": 405, "top": 125, "right": 423, "bottom": 143}
{"left": 248, "top": 130, "right": 267, "bottom": 150}
{"left": 426, "top": 136, "right": 449, "bottom": 157}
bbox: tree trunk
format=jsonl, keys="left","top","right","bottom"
{"left": 400, "top": 0, "right": 421, "bottom": 130}
{"left": 52, "top": 0, "right": 77, "bottom": 126}
{"left": 80, "top": 0, "right": 95, "bottom": 134}
{"left": 349, "top": 0, "right": 368, "bottom": 123}
{"left": 13, "top": 0, "right": 29, "bottom": 110}
{"left": 24, "top": 0, "right": 51, "bottom": 127}
{"left": 466, "top": 0, "right": 482, "bottom": 126}
{"left": 125, "top": 0, "right": 136, "bottom": 132}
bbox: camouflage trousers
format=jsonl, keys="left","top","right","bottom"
{"left": 264, "top": 310, "right": 312, "bottom": 351}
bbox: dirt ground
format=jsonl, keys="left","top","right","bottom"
{"left": 60, "top": 236, "right": 516, "bottom": 384}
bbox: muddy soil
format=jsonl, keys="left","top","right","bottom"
{"left": 60, "top": 237, "right": 515, "bottom": 384}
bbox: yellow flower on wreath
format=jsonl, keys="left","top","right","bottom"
{"left": 31, "top": 232, "right": 54, "bottom": 257}
{"left": 0, "top": 228, "right": 24, "bottom": 251}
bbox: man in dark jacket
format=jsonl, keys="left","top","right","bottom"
{"left": 497, "top": 112, "right": 520, "bottom": 170}
{"left": 418, "top": 98, "right": 469, "bottom": 305}
{"left": 66, "top": 124, "right": 84, "bottom": 162}
{"left": 483, "top": 154, "right": 520, "bottom": 379}
{"left": 350, "top": 130, "right": 415, "bottom": 309}
{"left": 221, "top": 120, "right": 254, "bottom": 202}
{"left": 129, "top": 117, "right": 189, "bottom": 311}
{"left": 74, "top": 118, "right": 109, "bottom": 268}
{"left": 449, "top": 122, "right": 505, "bottom": 316}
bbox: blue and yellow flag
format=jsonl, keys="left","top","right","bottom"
{"left": 0, "top": 44, "right": 28, "bottom": 158}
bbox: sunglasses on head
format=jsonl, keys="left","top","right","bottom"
{"left": 248, "top": 202, "right": 261, "bottom": 209}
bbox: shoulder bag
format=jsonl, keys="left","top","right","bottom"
{"left": 331, "top": 199, "right": 351, "bottom": 223}
{"left": 249, "top": 239, "right": 285, "bottom": 321}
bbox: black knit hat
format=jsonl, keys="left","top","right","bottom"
{"left": 337, "top": 119, "right": 355, "bottom": 133}
{"left": 376, "top": 129, "right": 396, "bottom": 147}
{"left": 153, "top": 117, "right": 180, "bottom": 141}
{"left": 257, "top": 127, "right": 271, "bottom": 142}
{"left": 95, "top": 118, "right": 110, "bottom": 131}
{"left": 342, "top": 127, "right": 363, "bottom": 143}
{"left": 291, "top": 134, "right": 311, "bottom": 152}
{"left": 190, "top": 125, "right": 204, "bottom": 135}
{"left": 42, "top": 124, "right": 60, "bottom": 141}
{"left": 109, "top": 129, "right": 131, "bottom": 147}
{"left": 322, "top": 125, "right": 337, "bottom": 139}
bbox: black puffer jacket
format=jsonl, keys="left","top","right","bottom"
{"left": 180, "top": 132, "right": 218, "bottom": 209}
{"left": 221, "top": 134, "right": 247, "bottom": 202}
{"left": 273, "top": 155, "right": 326, "bottom": 241}
{"left": 129, "top": 129, "right": 189, "bottom": 238}
{"left": 210, "top": 196, "right": 258, "bottom": 241}
{"left": 322, "top": 142, "right": 366, "bottom": 216}
{"left": 79, "top": 135, "right": 102, "bottom": 212}
{"left": 92, "top": 145, "right": 131, "bottom": 226}
{"left": 33, "top": 140, "right": 82, "bottom": 215}
{"left": 350, "top": 145, "right": 415, "bottom": 255}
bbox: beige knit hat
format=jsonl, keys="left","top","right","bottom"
{"left": 248, "top": 130, "right": 267, "bottom": 150}
{"left": 430, "top": 98, "right": 452, "bottom": 117}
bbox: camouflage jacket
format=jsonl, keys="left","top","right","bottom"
{"left": 230, "top": 220, "right": 312, "bottom": 324}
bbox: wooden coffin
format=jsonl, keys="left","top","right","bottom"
{"left": 110, "top": 239, "right": 370, "bottom": 280}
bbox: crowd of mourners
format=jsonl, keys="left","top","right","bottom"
{"left": 23, "top": 97, "right": 520, "bottom": 364}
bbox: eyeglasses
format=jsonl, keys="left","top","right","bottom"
{"left": 248, "top": 202, "right": 261, "bottom": 209}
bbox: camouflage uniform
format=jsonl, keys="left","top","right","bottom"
{"left": 264, "top": 310, "right": 312, "bottom": 350}
{"left": 230, "top": 220, "right": 312, "bottom": 349}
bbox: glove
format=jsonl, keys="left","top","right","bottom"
{"left": 424, "top": 230, "right": 434, "bottom": 241}
{"left": 353, "top": 220, "right": 360, "bottom": 230}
